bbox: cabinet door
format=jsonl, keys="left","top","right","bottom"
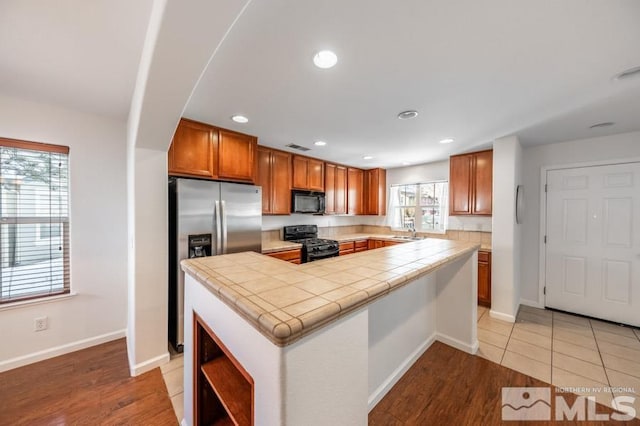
{"left": 271, "top": 150, "right": 292, "bottom": 214}
{"left": 168, "top": 119, "right": 217, "bottom": 178}
{"left": 292, "top": 156, "right": 309, "bottom": 189}
{"left": 478, "top": 251, "right": 491, "bottom": 306}
{"left": 347, "top": 168, "right": 364, "bottom": 215}
{"left": 256, "top": 147, "right": 272, "bottom": 213}
{"left": 449, "top": 154, "right": 472, "bottom": 215}
{"left": 218, "top": 129, "right": 256, "bottom": 182}
{"left": 324, "top": 163, "right": 336, "bottom": 214}
{"left": 365, "top": 168, "right": 386, "bottom": 215}
{"left": 334, "top": 166, "right": 347, "bottom": 214}
{"left": 472, "top": 150, "right": 493, "bottom": 215}
{"left": 308, "top": 158, "right": 325, "bottom": 191}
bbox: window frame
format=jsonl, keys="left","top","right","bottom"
{"left": 389, "top": 181, "right": 448, "bottom": 233}
{"left": 0, "top": 137, "right": 71, "bottom": 305}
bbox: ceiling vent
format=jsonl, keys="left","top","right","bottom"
{"left": 614, "top": 66, "right": 640, "bottom": 80}
{"left": 285, "top": 143, "right": 311, "bottom": 152}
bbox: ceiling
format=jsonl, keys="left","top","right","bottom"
{"left": 0, "top": 0, "right": 153, "bottom": 119}
{"left": 0, "top": 1, "right": 638, "bottom": 165}
{"left": 185, "top": 0, "right": 640, "bottom": 168}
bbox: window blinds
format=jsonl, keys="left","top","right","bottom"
{"left": 0, "top": 138, "right": 70, "bottom": 304}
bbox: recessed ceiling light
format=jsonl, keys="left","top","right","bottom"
{"left": 614, "top": 65, "right": 640, "bottom": 80}
{"left": 314, "top": 141, "right": 327, "bottom": 146}
{"left": 313, "top": 50, "right": 338, "bottom": 69}
{"left": 402, "top": 162, "right": 411, "bottom": 166}
{"left": 363, "top": 155, "right": 373, "bottom": 160}
{"left": 439, "top": 138, "right": 454, "bottom": 144}
{"left": 397, "top": 110, "right": 418, "bottom": 120}
{"left": 231, "top": 115, "right": 248, "bottom": 123}
{"left": 589, "top": 122, "right": 615, "bottom": 129}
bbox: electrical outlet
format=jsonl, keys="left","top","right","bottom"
{"left": 34, "top": 316, "right": 48, "bottom": 332}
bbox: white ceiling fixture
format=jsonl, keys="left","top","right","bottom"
{"left": 314, "top": 141, "right": 327, "bottom": 146}
{"left": 397, "top": 110, "right": 418, "bottom": 120}
{"left": 589, "top": 122, "right": 615, "bottom": 129}
{"left": 231, "top": 115, "right": 249, "bottom": 123}
{"left": 313, "top": 50, "right": 337, "bottom": 69}
{"left": 363, "top": 155, "right": 373, "bottom": 160}
{"left": 402, "top": 162, "right": 411, "bottom": 166}
{"left": 439, "top": 138, "right": 454, "bottom": 144}
{"left": 614, "top": 65, "right": 640, "bottom": 81}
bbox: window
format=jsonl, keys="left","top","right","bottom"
{"left": 0, "top": 138, "right": 70, "bottom": 304}
{"left": 388, "top": 182, "right": 448, "bottom": 232}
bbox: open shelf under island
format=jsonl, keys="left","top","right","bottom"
{"left": 181, "top": 238, "right": 480, "bottom": 426}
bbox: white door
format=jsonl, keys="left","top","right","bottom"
{"left": 545, "top": 162, "right": 640, "bottom": 326}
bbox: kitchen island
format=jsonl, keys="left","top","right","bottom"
{"left": 181, "top": 238, "right": 479, "bottom": 425}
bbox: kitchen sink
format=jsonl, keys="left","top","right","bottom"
{"left": 392, "top": 235, "right": 424, "bottom": 241}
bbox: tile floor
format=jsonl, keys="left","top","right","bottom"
{"left": 162, "top": 305, "right": 640, "bottom": 422}
{"left": 478, "top": 305, "right": 640, "bottom": 416}
{"left": 161, "top": 348, "right": 184, "bottom": 424}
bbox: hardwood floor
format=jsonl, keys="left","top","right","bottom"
{"left": 369, "top": 341, "right": 639, "bottom": 425}
{"left": 0, "top": 339, "right": 177, "bottom": 425}
{"left": 3, "top": 338, "right": 638, "bottom": 425}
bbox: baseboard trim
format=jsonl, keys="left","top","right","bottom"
{"left": 0, "top": 329, "right": 126, "bottom": 373}
{"left": 489, "top": 309, "right": 516, "bottom": 323}
{"left": 520, "top": 298, "right": 544, "bottom": 309}
{"left": 367, "top": 332, "right": 436, "bottom": 412}
{"left": 436, "top": 333, "right": 479, "bottom": 355}
{"left": 130, "top": 352, "right": 171, "bottom": 377}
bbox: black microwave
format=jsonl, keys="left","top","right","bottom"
{"left": 291, "top": 190, "right": 325, "bottom": 214}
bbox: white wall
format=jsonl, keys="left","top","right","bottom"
{"left": 0, "top": 95, "right": 128, "bottom": 371}
{"left": 387, "top": 160, "right": 492, "bottom": 232}
{"left": 520, "top": 131, "right": 640, "bottom": 306}
{"left": 491, "top": 135, "right": 523, "bottom": 322}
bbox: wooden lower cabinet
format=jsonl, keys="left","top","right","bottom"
{"left": 339, "top": 241, "right": 355, "bottom": 256}
{"left": 367, "top": 239, "right": 385, "bottom": 250}
{"left": 265, "top": 248, "right": 301, "bottom": 264}
{"left": 194, "top": 314, "right": 253, "bottom": 426}
{"left": 354, "top": 240, "right": 368, "bottom": 252}
{"left": 478, "top": 250, "right": 492, "bottom": 307}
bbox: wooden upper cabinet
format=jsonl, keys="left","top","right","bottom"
{"left": 325, "top": 163, "right": 347, "bottom": 215}
{"left": 472, "top": 150, "right": 493, "bottom": 215}
{"left": 325, "top": 163, "right": 336, "bottom": 214}
{"left": 292, "top": 155, "right": 324, "bottom": 191}
{"left": 168, "top": 119, "right": 217, "bottom": 178}
{"left": 168, "top": 118, "right": 257, "bottom": 183}
{"left": 334, "top": 165, "right": 347, "bottom": 214}
{"left": 218, "top": 129, "right": 256, "bottom": 182}
{"left": 364, "top": 168, "right": 386, "bottom": 215}
{"left": 449, "top": 149, "right": 493, "bottom": 216}
{"left": 256, "top": 147, "right": 291, "bottom": 215}
{"left": 449, "top": 154, "right": 472, "bottom": 215}
{"left": 347, "top": 167, "right": 364, "bottom": 215}
{"left": 257, "top": 148, "right": 272, "bottom": 213}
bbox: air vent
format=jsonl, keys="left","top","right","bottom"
{"left": 285, "top": 143, "right": 311, "bottom": 152}
{"left": 615, "top": 65, "right": 640, "bottom": 80}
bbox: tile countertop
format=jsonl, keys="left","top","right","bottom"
{"left": 182, "top": 238, "right": 480, "bottom": 347}
{"left": 262, "top": 233, "right": 491, "bottom": 253}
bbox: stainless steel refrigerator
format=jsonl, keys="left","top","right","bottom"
{"left": 168, "top": 177, "right": 262, "bottom": 352}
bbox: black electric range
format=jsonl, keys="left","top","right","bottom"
{"left": 283, "top": 225, "right": 339, "bottom": 263}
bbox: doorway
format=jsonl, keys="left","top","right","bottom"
{"left": 544, "top": 161, "right": 640, "bottom": 326}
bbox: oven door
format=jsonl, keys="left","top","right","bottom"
{"left": 307, "top": 248, "right": 339, "bottom": 262}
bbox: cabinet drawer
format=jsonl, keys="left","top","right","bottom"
{"left": 354, "top": 240, "right": 368, "bottom": 252}
{"left": 266, "top": 249, "right": 301, "bottom": 262}
{"left": 478, "top": 250, "right": 490, "bottom": 263}
{"left": 339, "top": 242, "right": 355, "bottom": 251}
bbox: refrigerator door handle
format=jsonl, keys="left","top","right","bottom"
{"left": 221, "top": 200, "right": 228, "bottom": 254}
{"left": 214, "top": 200, "right": 222, "bottom": 254}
